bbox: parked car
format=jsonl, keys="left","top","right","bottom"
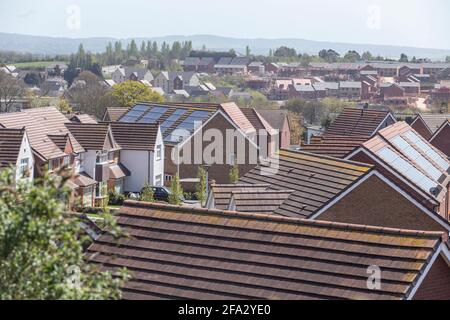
{"left": 150, "top": 186, "right": 199, "bottom": 205}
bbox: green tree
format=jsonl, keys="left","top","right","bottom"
{"left": 362, "top": 51, "right": 373, "bottom": 61}
{"left": 109, "top": 80, "right": 164, "bottom": 108}
{"left": 229, "top": 162, "right": 239, "bottom": 184}
{"left": 140, "top": 183, "right": 154, "bottom": 202}
{"left": 168, "top": 174, "right": 183, "bottom": 205}
{"left": 400, "top": 53, "right": 409, "bottom": 62}
{"left": 57, "top": 97, "right": 72, "bottom": 113}
{"left": 128, "top": 40, "right": 139, "bottom": 58}
{"left": 195, "top": 167, "right": 207, "bottom": 206}
{"left": 246, "top": 45, "right": 251, "bottom": 57}
{"left": 0, "top": 168, "right": 127, "bottom": 299}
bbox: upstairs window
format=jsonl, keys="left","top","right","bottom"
{"left": 156, "top": 145, "right": 162, "bottom": 161}
{"left": 19, "top": 158, "right": 29, "bottom": 177}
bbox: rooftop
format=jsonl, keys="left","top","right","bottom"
{"left": 87, "top": 201, "right": 445, "bottom": 300}
{"left": 239, "top": 149, "right": 373, "bottom": 218}
{"left": 324, "top": 108, "right": 394, "bottom": 137}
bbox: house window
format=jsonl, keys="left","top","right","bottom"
{"left": 156, "top": 145, "right": 162, "bottom": 161}
{"left": 155, "top": 174, "right": 162, "bottom": 187}
{"left": 19, "top": 158, "right": 29, "bottom": 177}
{"left": 115, "top": 178, "right": 124, "bottom": 194}
{"left": 96, "top": 182, "right": 107, "bottom": 198}
{"left": 48, "top": 159, "right": 59, "bottom": 171}
{"left": 62, "top": 156, "right": 70, "bottom": 167}
{"left": 165, "top": 174, "right": 173, "bottom": 182}
{"left": 83, "top": 186, "right": 93, "bottom": 207}
{"left": 96, "top": 151, "right": 108, "bottom": 164}
{"left": 229, "top": 154, "right": 236, "bottom": 165}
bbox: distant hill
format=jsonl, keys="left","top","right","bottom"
{"left": 1, "top": 32, "right": 450, "bottom": 61}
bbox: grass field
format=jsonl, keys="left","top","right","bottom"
{"left": 13, "top": 61, "right": 67, "bottom": 69}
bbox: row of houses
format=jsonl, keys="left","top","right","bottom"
{"left": 0, "top": 102, "right": 292, "bottom": 207}
{"left": 85, "top": 105, "right": 450, "bottom": 300}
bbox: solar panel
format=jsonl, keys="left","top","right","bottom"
{"left": 404, "top": 131, "right": 450, "bottom": 171}
{"left": 138, "top": 117, "right": 157, "bottom": 124}
{"left": 392, "top": 136, "right": 442, "bottom": 181}
{"left": 120, "top": 115, "right": 139, "bottom": 123}
{"left": 125, "top": 110, "right": 145, "bottom": 117}
{"left": 377, "top": 147, "right": 437, "bottom": 194}
{"left": 148, "top": 106, "right": 168, "bottom": 114}
{"left": 131, "top": 105, "right": 150, "bottom": 112}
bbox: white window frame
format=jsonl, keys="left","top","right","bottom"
{"left": 156, "top": 145, "right": 162, "bottom": 161}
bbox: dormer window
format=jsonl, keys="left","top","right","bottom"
{"left": 96, "top": 151, "right": 108, "bottom": 164}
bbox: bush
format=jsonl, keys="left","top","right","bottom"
{"left": 108, "top": 190, "right": 126, "bottom": 206}
{"left": 140, "top": 183, "right": 154, "bottom": 202}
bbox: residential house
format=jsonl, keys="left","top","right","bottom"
{"left": 399, "top": 82, "right": 421, "bottom": 96}
{"left": 429, "top": 120, "right": 450, "bottom": 157}
{"left": 347, "top": 122, "right": 450, "bottom": 221}
{"left": 214, "top": 57, "right": 250, "bottom": 75}
{"left": 301, "top": 135, "right": 369, "bottom": 159}
{"left": 45, "top": 63, "right": 68, "bottom": 76}
{"left": 0, "top": 128, "right": 34, "bottom": 184}
{"left": 183, "top": 57, "right": 215, "bottom": 73}
{"left": 323, "top": 107, "right": 396, "bottom": 137}
{"left": 108, "top": 122, "right": 164, "bottom": 192}
{"left": 234, "top": 149, "right": 450, "bottom": 234}
{"left": 339, "top": 81, "right": 362, "bottom": 100}
{"left": 112, "top": 66, "right": 154, "bottom": 84}
{"left": 87, "top": 200, "right": 450, "bottom": 300}
{"left": 380, "top": 83, "right": 405, "bottom": 100}
{"left": 291, "top": 84, "right": 317, "bottom": 100}
{"left": 410, "top": 113, "right": 450, "bottom": 140}
{"left": 312, "top": 82, "right": 339, "bottom": 98}
{"left": 247, "top": 61, "right": 265, "bottom": 74}
{"left": 65, "top": 123, "right": 125, "bottom": 206}
{"left": 239, "top": 107, "right": 278, "bottom": 156}
{"left": 0, "top": 107, "right": 95, "bottom": 208}
{"left": 257, "top": 109, "right": 291, "bottom": 149}
{"left": 153, "top": 71, "right": 200, "bottom": 93}
{"left": 40, "top": 78, "right": 67, "bottom": 97}
{"left": 111, "top": 102, "right": 260, "bottom": 191}
{"left": 264, "top": 62, "right": 281, "bottom": 74}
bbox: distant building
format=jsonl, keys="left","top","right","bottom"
{"left": 112, "top": 66, "right": 154, "bottom": 84}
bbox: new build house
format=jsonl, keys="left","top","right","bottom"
{"left": 0, "top": 128, "right": 34, "bottom": 184}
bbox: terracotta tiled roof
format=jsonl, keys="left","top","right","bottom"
{"left": 325, "top": 108, "right": 393, "bottom": 137}
{"left": 69, "top": 114, "right": 98, "bottom": 124}
{"left": 301, "top": 135, "right": 370, "bottom": 159}
{"left": 360, "top": 122, "right": 450, "bottom": 203}
{"left": 220, "top": 102, "right": 256, "bottom": 134}
{"left": 257, "top": 109, "right": 290, "bottom": 132}
{"left": 0, "top": 107, "right": 84, "bottom": 161}
{"left": 240, "top": 108, "right": 277, "bottom": 135}
{"left": 103, "top": 108, "right": 129, "bottom": 122}
{"left": 109, "top": 122, "right": 159, "bottom": 151}
{"left": 66, "top": 123, "right": 118, "bottom": 151}
{"left": 109, "top": 164, "right": 130, "bottom": 179}
{"left": 47, "top": 134, "right": 70, "bottom": 152}
{"left": 239, "top": 149, "right": 373, "bottom": 218}
{"left": 0, "top": 128, "right": 25, "bottom": 168}
{"left": 87, "top": 201, "right": 446, "bottom": 300}
{"left": 72, "top": 172, "right": 97, "bottom": 188}
{"left": 209, "top": 184, "right": 270, "bottom": 210}
{"left": 230, "top": 189, "right": 293, "bottom": 214}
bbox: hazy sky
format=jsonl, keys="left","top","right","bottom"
{"left": 1, "top": 0, "right": 449, "bottom": 49}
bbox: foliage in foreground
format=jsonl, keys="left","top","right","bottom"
{"left": 0, "top": 168, "right": 128, "bottom": 300}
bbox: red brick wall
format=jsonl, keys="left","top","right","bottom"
{"left": 411, "top": 119, "right": 433, "bottom": 141}
{"left": 430, "top": 123, "right": 450, "bottom": 157}
{"left": 164, "top": 113, "right": 258, "bottom": 191}
{"left": 413, "top": 255, "right": 450, "bottom": 300}
{"left": 350, "top": 151, "right": 440, "bottom": 213}
{"left": 318, "top": 174, "right": 449, "bottom": 235}
{"left": 381, "top": 85, "right": 404, "bottom": 99}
